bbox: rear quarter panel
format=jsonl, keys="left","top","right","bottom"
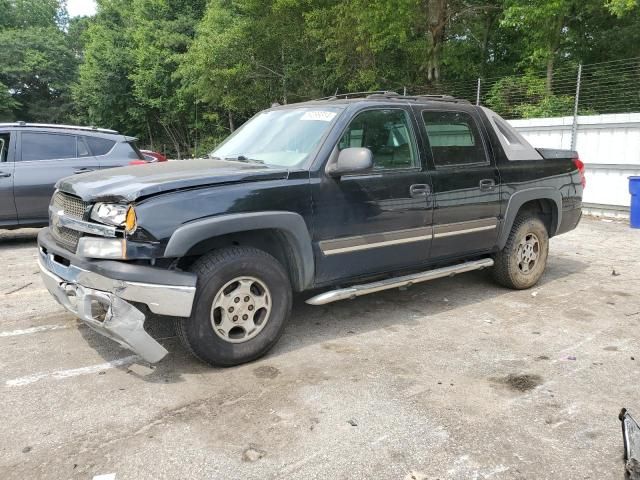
{"left": 478, "top": 109, "right": 583, "bottom": 237}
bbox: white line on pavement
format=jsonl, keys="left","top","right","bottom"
{"left": 0, "top": 324, "right": 70, "bottom": 337}
{"left": 5, "top": 355, "right": 140, "bottom": 387}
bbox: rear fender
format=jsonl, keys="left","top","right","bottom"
{"left": 498, "top": 188, "right": 562, "bottom": 249}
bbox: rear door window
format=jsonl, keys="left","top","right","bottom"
{"left": 77, "top": 137, "right": 92, "bottom": 157}
{"left": 0, "top": 134, "right": 9, "bottom": 162}
{"left": 421, "top": 111, "right": 487, "bottom": 167}
{"left": 84, "top": 136, "right": 116, "bottom": 156}
{"left": 20, "top": 132, "right": 77, "bottom": 161}
{"left": 127, "top": 141, "right": 145, "bottom": 160}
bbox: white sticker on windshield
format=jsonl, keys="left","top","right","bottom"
{"left": 300, "top": 111, "right": 337, "bottom": 122}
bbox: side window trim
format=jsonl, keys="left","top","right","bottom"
{"left": 335, "top": 106, "right": 422, "bottom": 173}
{"left": 84, "top": 135, "right": 117, "bottom": 157}
{"left": 77, "top": 136, "right": 92, "bottom": 157}
{"left": 19, "top": 131, "right": 78, "bottom": 162}
{"left": 420, "top": 108, "right": 490, "bottom": 169}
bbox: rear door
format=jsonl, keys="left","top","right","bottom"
{"left": 0, "top": 131, "right": 17, "bottom": 226}
{"left": 13, "top": 131, "right": 99, "bottom": 224}
{"left": 417, "top": 107, "right": 501, "bottom": 259}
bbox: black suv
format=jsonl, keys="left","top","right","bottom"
{"left": 0, "top": 123, "right": 146, "bottom": 228}
{"left": 37, "top": 93, "right": 584, "bottom": 366}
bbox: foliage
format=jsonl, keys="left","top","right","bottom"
{"left": 1, "top": 0, "right": 639, "bottom": 154}
{"left": 485, "top": 75, "right": 575, "bottom": 118}
{"left": 73, "top": 0, "right": 139, "bottom": 133}
{"left": 0, "top": 0, "right": 76, "bottom": 122}
{"left": 606, "top": 0, "right": 638, "bottom": 16}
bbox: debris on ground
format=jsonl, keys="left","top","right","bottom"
{"left": 93, "top": 474, "right": 116, "bottom": 480}
{"left": 347, "top": 419, "right": 358, "bottom": 426}
{"left": 4, "top": 283, "right": 32, "bottom": 295}
{"left": 619, "top": 409, "right": 640, "bottom": 480}
{"left": 242, "top": 445, "right": 266, "bottom": 462}
{"left": 612, "top": 269, "right": 621, "bottom": 276}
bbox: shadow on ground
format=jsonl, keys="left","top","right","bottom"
{"left": 0, "top": 229, "right": 40, "bottom": 248}
{"left": 78, "top": 253, "right": 589, "bottom": 384}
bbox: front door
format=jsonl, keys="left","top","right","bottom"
{"left": 13, "top": 131, "right": 99, "bottom": 224}
{"left": 0, "top": 132, "right": 17, "bottom": 226}
{"left": 417, "top": 108, "right": 501, "bottom": 259}
{"left": 312, "top": 107, "right": 433, "bottom": 284}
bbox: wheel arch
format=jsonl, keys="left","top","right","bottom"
{"left": 163, "top": 212, "right": 314, "bottom": 291}
{"left": 498, "top": 188, "right": 562, "bottom": 250}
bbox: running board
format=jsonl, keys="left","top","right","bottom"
{"left": 305, "top": 258, "right": 494, "bottom": 306}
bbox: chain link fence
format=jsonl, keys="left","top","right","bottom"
{"left": 392, "top": 57, "right": 640, "bottom": 122}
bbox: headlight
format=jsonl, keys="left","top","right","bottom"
{"left": 91, "top": 203, "right": 137, "bottom": 233}
{"left": 90, "top": 203, "right": 128, "bottom": 226}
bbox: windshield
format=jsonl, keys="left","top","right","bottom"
{"left": 210, "top": 107, "right": 342, "bottom": 167}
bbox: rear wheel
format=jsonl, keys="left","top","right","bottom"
{"left": 175, "top": 247, "right": 292, "bottom": 367}
{"left": 492, "top": 215, "right": 549, "bottom": 289}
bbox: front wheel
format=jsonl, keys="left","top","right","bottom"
{"left": 492, "top": 215, "right": 549, "bottom": 289}
{"left": 175, "top": 247, "right": 292, "bottom": 367}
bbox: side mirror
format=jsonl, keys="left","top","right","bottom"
{"left": 327, "top": 147, "right": 373, "bottom": 177}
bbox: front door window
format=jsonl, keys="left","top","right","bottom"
{"left": 339, "top": 109, "right": 418, "bottom": 170}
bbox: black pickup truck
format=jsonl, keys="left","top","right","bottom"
{"left": 37, "top": 93, "right": 584, "bottom": 366}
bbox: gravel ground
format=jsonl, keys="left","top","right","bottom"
{"left": 0, "top": 217, "right": 639, "bottom": 480}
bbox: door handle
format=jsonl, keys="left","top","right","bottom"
{"left": 410, "top": 184, "right": 431, "bottom": 198}
{"left": 0, "top": 172, "right": 11, "bottom": 178}
{"left": 479, "top": 179, "right": 496, "bottom": 191}
{"left": 73, "top": 168, "right": 94, "bottom": 174}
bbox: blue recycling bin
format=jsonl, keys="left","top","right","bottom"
{"left": 631, "top": 176, "right": 640, "bottom": 229}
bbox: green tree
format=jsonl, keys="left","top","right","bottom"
{"left": 180, "top": 0, "right": 321, "bottom": 146}
{"left": 486, "top": 74, "right": 576, "bottom": 118}
{"left": 606, "top": 0, "right": 638, "bottom": 15}
{"left": 128, "top": 0, "right": 206, "bottom": 157}
{"left": 73, "top": 0, "right": 140, "bottom": 133}
{"left": 0, "top": 0, "right": 76, "bottom": 122}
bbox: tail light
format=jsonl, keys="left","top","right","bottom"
{"left": 573, "top": 156, "right": 586, "bottom": 188}
{"left": 128, "top": 160, "right": 147, "bottom": 166}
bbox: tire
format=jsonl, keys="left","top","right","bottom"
{"left": 175, "top": 247, "right": 292, "bottom": 367}
{"left": 492, "top": 214, "right": 549, "bottom": 290}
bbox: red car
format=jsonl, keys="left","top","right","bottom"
{"left": 140, "top": 149, "right": 168, "bottom": 162}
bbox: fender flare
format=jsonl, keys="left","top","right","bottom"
{"left": 498, "top": 188, "right": 562, "bottom": 249}
{"left": 163, "top": 211, "right": 315, "bottom": 290}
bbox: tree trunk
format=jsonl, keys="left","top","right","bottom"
{"left": 546, "top": 14, "right": 565, "bottom": 93}
{"left": 281, "top": 46, "right": 287, "bottom": 105}
{"left": 228, "top": 111, "right": 235, "bottom": 132}
{"left": 425, "top": 0, "right": 447, "bottom": 82}
{"left": 146, "top": 120, "right": 154, "bottom": 150}
{"left": 161, "top": 122, "right": 181, "bottom": 159}
{"left": 480, "top": 11, "right": 496, "bottom": 76}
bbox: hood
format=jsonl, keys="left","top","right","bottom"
{"left": 57, "top": 158, "right": 289, "bottom": 203}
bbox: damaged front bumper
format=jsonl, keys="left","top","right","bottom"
{"left": 37, "top": 230, "right": 196, "bottom": 363}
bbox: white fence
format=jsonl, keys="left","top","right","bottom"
{"left": 509, "top": 113, "right": 640, "bottom": 215}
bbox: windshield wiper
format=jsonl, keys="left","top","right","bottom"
{"left": 224, "top": 155, "right": 265, "bottom": 165}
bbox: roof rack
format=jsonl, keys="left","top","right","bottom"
{"left": 317, "top": 90, "right": 400, "bottom": 100}
{"left": 366, "top": 92, "right": 470, "bottom": 104}
{"left": 315, "top": 91, "right": 470, "bottom": 104}
{"left": 0, "top": 122, "right": 119, "bottom": 134}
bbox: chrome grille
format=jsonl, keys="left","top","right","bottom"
{"left": 50, "top": 192, "right": 90, "bottom": 252}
